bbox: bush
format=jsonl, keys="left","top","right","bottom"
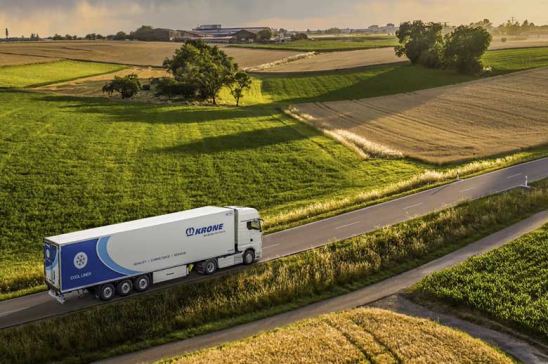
{"left": 152, "top": 77, "right": 200, "bottom": 100}
{"left": 443, "top": 26, "right": 492, "bottom": 74}
{"left": 102, "top": 74, "right": 141, "bottom": 99}
{"left": 291, "top": 33, "right": 308, "bottom": 41}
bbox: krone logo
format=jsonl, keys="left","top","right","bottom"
{"left": 74, "top": 252, "right": 88, "bottom": 269}
{"left": 186, "top": 227, "right": 195, "bottom": 237}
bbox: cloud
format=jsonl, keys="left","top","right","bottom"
{"left": 0, "top": 0, "right": 546, "bottom": 36}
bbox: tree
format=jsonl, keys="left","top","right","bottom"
{"left": 163, "top": 40, "right": 237, "bottom": 104}
{"left": 395, "top": 21, "right": 444, "bottom": 68}
{"left": 5, "top": 28, "right": 8, "bottom": 40}
{"left": 113, "top": 31, "right": 127, "bottom": 40}
{"left": 256, "top": 29, "right": 273, "bottom": 42}
{"left": 443, "top": 25, "right": 491, "bottom": 74}
{"left": 229, "top": 71, "right": 252, "bottom": 106}
{"left": 102, "top": 74, "right": 141, "bottom": 99}
{"left": 291, "top": 32, "right": 308, "bottom": 41}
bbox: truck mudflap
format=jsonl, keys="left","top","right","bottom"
{"left": 48, "top": 289, "right": 65, "bottom": 304}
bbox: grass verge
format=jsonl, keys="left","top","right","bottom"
{"left": 1, "top": 179, "right": 546, "bottom": 363}
{"left": 164, "top": 307, "right": 512, "bottom": 364}
{"left": 0, "top": 60, "right": 125, "bottom": 88}
{"left": 412, "top": 223, "right": 548, "bottom": 343}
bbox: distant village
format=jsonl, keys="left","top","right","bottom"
{"left": 0, "top": 23, "right": 399, "bottom": 43}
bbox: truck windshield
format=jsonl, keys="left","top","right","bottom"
{"left": 247, "top": 219, "right": 262, "bottom": 231}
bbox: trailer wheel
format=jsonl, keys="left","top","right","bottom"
{"left": 204, "top": 259, "right": 217, "bottom": 275}
{"left": 116, "top": 279, "right": 133, "bottom": 296}
{"left": 243, "top": 249, "right": 255, "bottom": 265}
{"left": 98, "top": 283, "right": 115, "bottom": 301}
{"left": 134, "top": 275, "right": 150, "bottom": 292}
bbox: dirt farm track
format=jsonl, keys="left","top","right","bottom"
{"left": 291, "top": 67, "right": 548, "bottom": 164}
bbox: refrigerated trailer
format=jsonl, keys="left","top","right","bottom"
{"left": 44, "top": 206, "right": 262, "bottom": 303}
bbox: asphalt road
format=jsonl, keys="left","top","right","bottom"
{"left": 0, "top": 157, "right": 547, "bottom": 329}
{"left": 99, "top": 210, "right": 548, "bottom": 364}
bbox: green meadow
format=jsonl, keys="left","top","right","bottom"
{"left": 0, "top": 60, "right": 125, "bottom": 88}
{"left": 1, "top": 46, "right": 548, "bottom": 298}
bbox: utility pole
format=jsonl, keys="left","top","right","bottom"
{"left": 5, "top": 28, "right": 8, "bottom": 41}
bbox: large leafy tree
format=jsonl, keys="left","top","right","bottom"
{"left": 395, "top": 21, "right": 444, "bottom": 68}
{"left": 163, "top": 40, "right": 237, "bottom": 105}
{"left": 443, "top": 26, "right": 491, "bottom": 74}
{"left": 102, "top": 74, "right": 141, "bottom": 99}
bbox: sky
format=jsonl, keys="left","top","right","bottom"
{"left": 0, "top": 0, "right": 547, "bottom": 37}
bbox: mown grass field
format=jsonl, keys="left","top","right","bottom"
{"left": 415, "top": 224, "right": 548, "bottom": 341}
{"left": 230, "top": 35, "right": 399, "bottom": 52}
{"left": 166, "top": 308, "right": 511, "bottom": 364}
{"left": 1, "top": 181, "right": 545, "bottom": 363}
{"left": 293, "top": 67, "right": 548, "bottom": 164}
{"left": 0, "top": 60, "right": 125, "bottom": 88}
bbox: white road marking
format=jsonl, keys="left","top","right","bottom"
{"left": 507, "top": 173, "right": 522, "bottom": 179}
{"left": 263, "top": 243, "right": 280, "bottom": 250}
{"left": 335, "top": 221, "right": 361, "bottom": 230}
{"left": 403, "top": 202, "right": 423, "bottom": 210}
{"left": 460, "top": 187, "right": 475, "bottom": 193}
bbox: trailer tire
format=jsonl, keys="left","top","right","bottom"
{"left": 134, "top": 275, "right": 151, "bottom": 292}
{"left": 116, "top": 279, "right": 133, "bottom": 296}
{"left": 98, "top": 283, "right": 115, "bottom": 301}
{"left": 204, "top": 259, "right": 217, "bottom": 275}
{"left": 243, "top": 249, "right": 255, "bottom": 265}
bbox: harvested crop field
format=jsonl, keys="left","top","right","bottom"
{"left": 0, "top": 41, "right": 301, "bottom": 68}
{"left": 291, "top": 67, "right": 548, "bottom": 163}
{"left": 0, "top": 53, "right": 57, "bottom": 66}
{"left": 166, "top": 308, "right": 511, "bottom": 364}
{"left": 258, "top": 47, "right": 404, "bottom": 73}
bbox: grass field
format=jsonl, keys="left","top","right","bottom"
{"left": 483, "top": 47, "right": 548, "bottom": 72}
{"left": 230, "top": 35, "right": 399, "bottom": 52}
{"left": 0, "top": 41, "right": 300, "bottom": 68}
{"left": 0, "top": 89, "right": 426, "bottom": 296}
{"left": 166, "top": 307, "right": 511, "bottom": 364}
{"left": 415, "top": 224, "right": 548, "bottom": 341}
{"left": 1, "top": 181, "right": 545, "bottom": 363}
{"left": 0, "top": 60, "right": 125, "bottom": 88}
{"left": 292, "top": 67, "right": 548, "bottom": 163}
{"left": 2, "top": 48, "right": 548, "bottom": 297}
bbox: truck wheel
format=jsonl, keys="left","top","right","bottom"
{"left": 243, "top": 249, "right": 255, "bottom": 265}
{"left": 116, "top": 279, "right": 133, "bottom": 296}
{"left": 204, "top": 259, "right": 217, "bottom": 275}
{"left": 134, "top": 275, "right": 150, "bottom": 292}
{"left": 98, "top": 283, "right": 115, "bottom": 301}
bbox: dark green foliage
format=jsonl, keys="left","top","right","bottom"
{"left": 395, "top": 21, "right": 444, "bottom": 67}
{"left": 151, "top": 77, "right": 200, "bottom": 100}
{"left": 1, "top": 182, "right": 546, "bottom": 363}
{"left": 229, "top": 71, "right": 252, "bottom": 106}
{"left": 102, "top": 74, "right": 141, "bottom": 99}
{"left": 416, "top": 224, "right": 548, "bottom": 340}
{"left": 444, "top": 26, "right": 492, "bottom": 74}
{"left": 162, "top": 40, "right": 240, "bottom": 104}
{"left": 291, "top": 32, "right": 308, "bottom": 41}
{"left": 256, "top": 29, "right": 273, "bottom": 42}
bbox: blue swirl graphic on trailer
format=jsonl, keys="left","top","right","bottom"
{"left": 60, "top": 237, "right": 142, "bottom": 292}
{"left": 96, "top": 236, "right": 141, "bottom": 276}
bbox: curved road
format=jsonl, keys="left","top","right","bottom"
{"left": 100, "top": 210, "right": 548, "bottom": 364}
{"left": 0, "top": 157, "right": 547, "bottom": 329}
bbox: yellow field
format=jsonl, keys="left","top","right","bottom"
{"left": 0, "top": 41, "right": 300, "bottom": 68}
{"left": 260, "top": 47, "right": 403, "bottom": 73}
{"left": 164, "top": 308, "right": 511, "bottom": 364}
{"left": 291, "top": 67, "right": 548, "bottom": 163}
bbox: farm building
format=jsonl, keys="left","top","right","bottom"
{"left": 193, "top": 24, "right": 270, "bottom": 40}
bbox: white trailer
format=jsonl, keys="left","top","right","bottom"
{"left": 44, "top": 206, "right": 262, "bottom": 302}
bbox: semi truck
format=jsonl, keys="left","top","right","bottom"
{"left": 44, "top": 206, "right": 262, "bottom": 303}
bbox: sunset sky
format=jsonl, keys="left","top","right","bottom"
{"left": 1, "top": 0, "right": 547, "bottom": 36}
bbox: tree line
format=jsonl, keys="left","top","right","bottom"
{"left": 395, "top": 21, "right": 492, "bottom": 74}
{"left": 103, "top": 40, "right": 252, "bottom": 106}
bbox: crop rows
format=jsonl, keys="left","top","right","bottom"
{"left": 1, "top": 180, "right": 546, "bottom": 363}
{"left": 167, "top": 307, "right": 511, "bottom": 364}
{"left": 415, "top": 223, "right": 548, "bottom": 341}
